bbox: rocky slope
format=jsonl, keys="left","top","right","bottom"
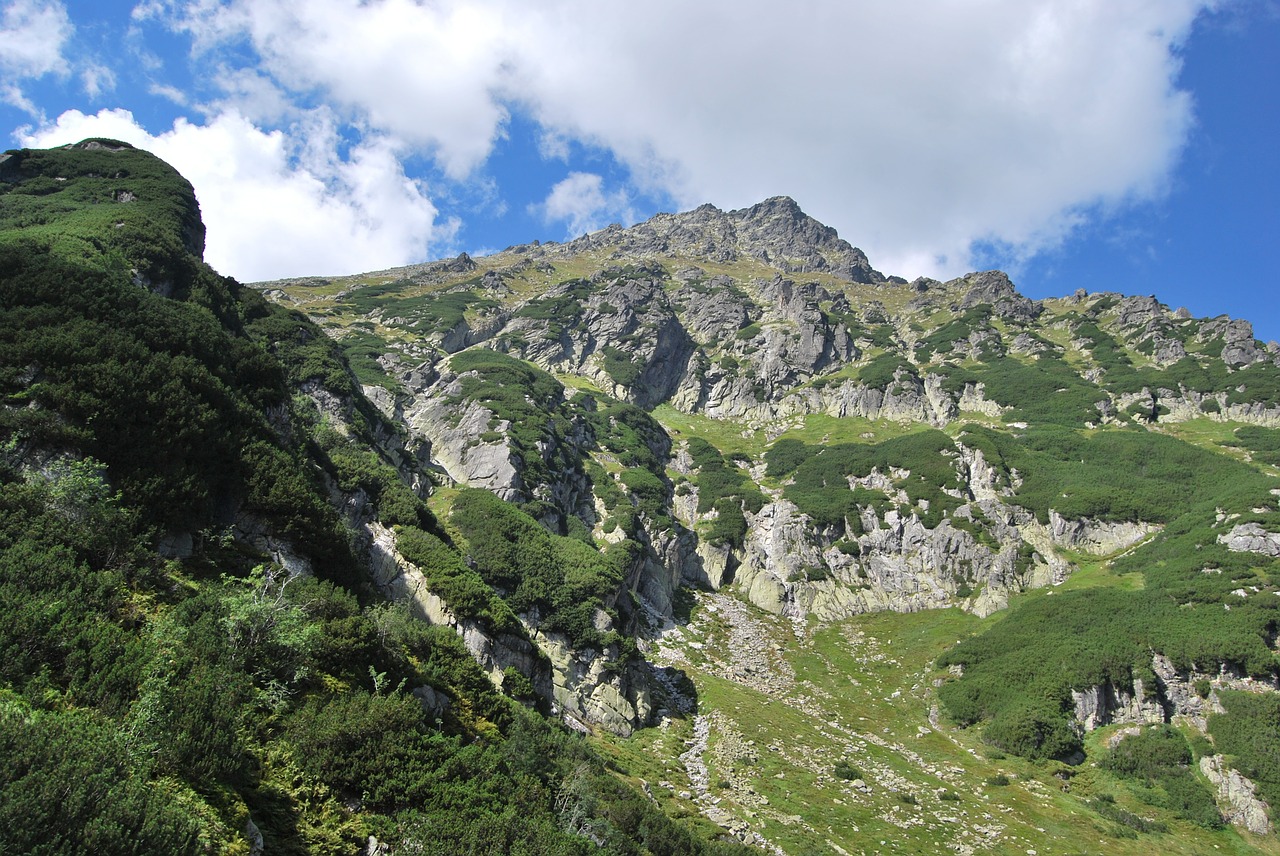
{"left": 262, "top": 194, "right": 1280, "bottom": 624}
{"left": 257, "top": 195, "right": 1280, "bottom": 845}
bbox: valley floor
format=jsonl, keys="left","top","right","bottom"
{"left": 596, "top": 590, "right": 1279, "bottom": 856}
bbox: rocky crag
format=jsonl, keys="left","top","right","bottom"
{"left": 264, "top": 196, "right": 1280, "bottom": 637}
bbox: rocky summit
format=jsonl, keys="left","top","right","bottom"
{"left": 4, "top": 142, "right": 1279, "bottom": 855}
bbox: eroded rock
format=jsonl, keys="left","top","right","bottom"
{"left": 1201, "top": 755, "right": 1272, "bottom": 835}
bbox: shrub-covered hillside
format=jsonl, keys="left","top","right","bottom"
{"left": 8, "top": 139, "right": 1280, "bottom": 854}
{"left": 0, "top": 141, "right": 747, "bottom": 855}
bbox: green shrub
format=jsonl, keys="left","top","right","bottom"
{"left": 937, "top": 584, "right": 1278, "bottom": 761}
{"left": 782, "top": 431, "right": 962, "bottom": 530}
{"left": 858, "top": 353, "right": 917, "bottom": 389}
{"left": 601, "top": 344, "right": 644, "bottom": 387}
{"left": 833, "top": 760, "right": 862, "bottom": 781}
{"left": 0, "top": 702, "right": 203, "bottom": 855}
{"left": 764, "top": 437, "right": 813, "bottom": 477}
{"left": 448, "top": 489, "right": 628, "bottom": 647}
{"left": 395, "top": 524, "right": 520, "bottom": 633}
{"left": 683, "top": 437, "right": 764, "bottom": 548}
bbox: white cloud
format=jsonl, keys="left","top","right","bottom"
{"left": 533, "top": 172, "right": 633, "bottom": 238}
{"left": 0, "top": 0, "right": 70, "bottom": 76}
{"left": 21, "top": 107, "right": 445, "bottom": 282}
{"left": 0, "top": 0, "right": 72, "bottom": 112}
{"left": 536, "top": 129, "right": 571, "bottom": 162}
{"left": 163, "top": 0, "right": 515, "bottom": 178}
{"left": 149, "top": 0, "right": 1217, "bottom": 281}
{"left": 81, "top": 63, "right": 115, "bottom": 98}
{"left": 503, "top": 0, "right": 1212, "bottom": 279}
{"left": 206, "top": 66, "right": 294, "bottom": 125}
{"left": 148, "top": 83, "right": 190, "bottom": 106}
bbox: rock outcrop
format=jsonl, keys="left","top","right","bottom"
{"left": 1201, "top": 755, "right": 1273, "bottom": 835}
{"left": 1219, "top": 522, "right": 1280, "bottom": 557}
{"left": 1070, "top": 681, "right": 1164, "bottom": 732}
{"left": 957, "top": 271, "right": 1041, "bottom": 323}
{"left": 729, "top": 496, "right": 1073, "bottom": 622}
{"left": 1068, "top": 652, "right": 1280, "bottom": 737}
{"left": 1047, "top": 510, "right": 1156, "bottom": 555}
{"left": 534, "top": 629, "right": 653, "bottom": 734}
{"left": 364, "top": 520, "right": 655, "bottom": 735}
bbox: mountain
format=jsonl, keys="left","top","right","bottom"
{"left": 261, "top": 193, "right": 1280, "bottom": 852}
{"left": 3, "top": 140, "right": 1278, "bottom": 855}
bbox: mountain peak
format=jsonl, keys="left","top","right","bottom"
{"left": 2, "top": 138, "right": 207, "bottom": 269}
{"left": 539, "top": 196, "right": 884, "bottom": 283}
{"left": 741, "top": 194, "right": 803, "bottom": 214}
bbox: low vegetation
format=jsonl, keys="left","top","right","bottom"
{"left": 9, "top": 139, "right": 1280, "bottom": 854}
{"left": 0, "top": 142, "right": 746, "bottom": 855}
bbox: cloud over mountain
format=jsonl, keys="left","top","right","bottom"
{"left": 17, "top": 0, "right": 1217, "bottom": 282}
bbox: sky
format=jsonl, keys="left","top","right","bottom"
{"left": 2, "top": 0, "right": 1278, "bottom": 341}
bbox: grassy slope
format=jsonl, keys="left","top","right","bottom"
{"left": 622, "top": 405, "right": 1277, "bottom": 853}
{"left": 604, "top": 593, "right": 1277, "bottom": 855}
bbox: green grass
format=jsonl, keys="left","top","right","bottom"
{"left": 774, "top": 412, "right": 922, "bottom": 446}
{"left": 1026, "top": 554, "right": 1146, "bottom": 594}
{"left": 651, "top": 404, "right": 767, "bottom": 459}
{"left": 610, "top": 594, "right": 1275, "bottom": 855}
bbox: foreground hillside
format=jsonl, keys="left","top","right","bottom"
{"left": 260, "top": 196, "right": 1280, "bottom": 852}
{"left": 0, "top": 140, "right": 748, "bottom": 854}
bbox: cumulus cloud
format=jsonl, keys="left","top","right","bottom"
{"left": 163, "top": 0, "right": 515, "bottom": 178}
{"left": 533, "top": 172, "right": 634, "bottom": 239}
{"left": 0, "top": 0, "right": 70, "bottom": 76}
{"left": 81, "top": 63, "right": 115, "bottom": 99}
{"left": 145, "top": 0, "right": 1216, "bottom": 281}
{"left": 506, "top": 0, "right": 1210, "bottom": 278}
{"left": 0, "top": 0, "right": 72, "bottom": 112}
{"left": 21, "top": 108, "right": 447, "bottom": 281}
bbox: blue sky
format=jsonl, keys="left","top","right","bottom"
{"left": 3, "top": 0, "right": 1277, "bottom": 341}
